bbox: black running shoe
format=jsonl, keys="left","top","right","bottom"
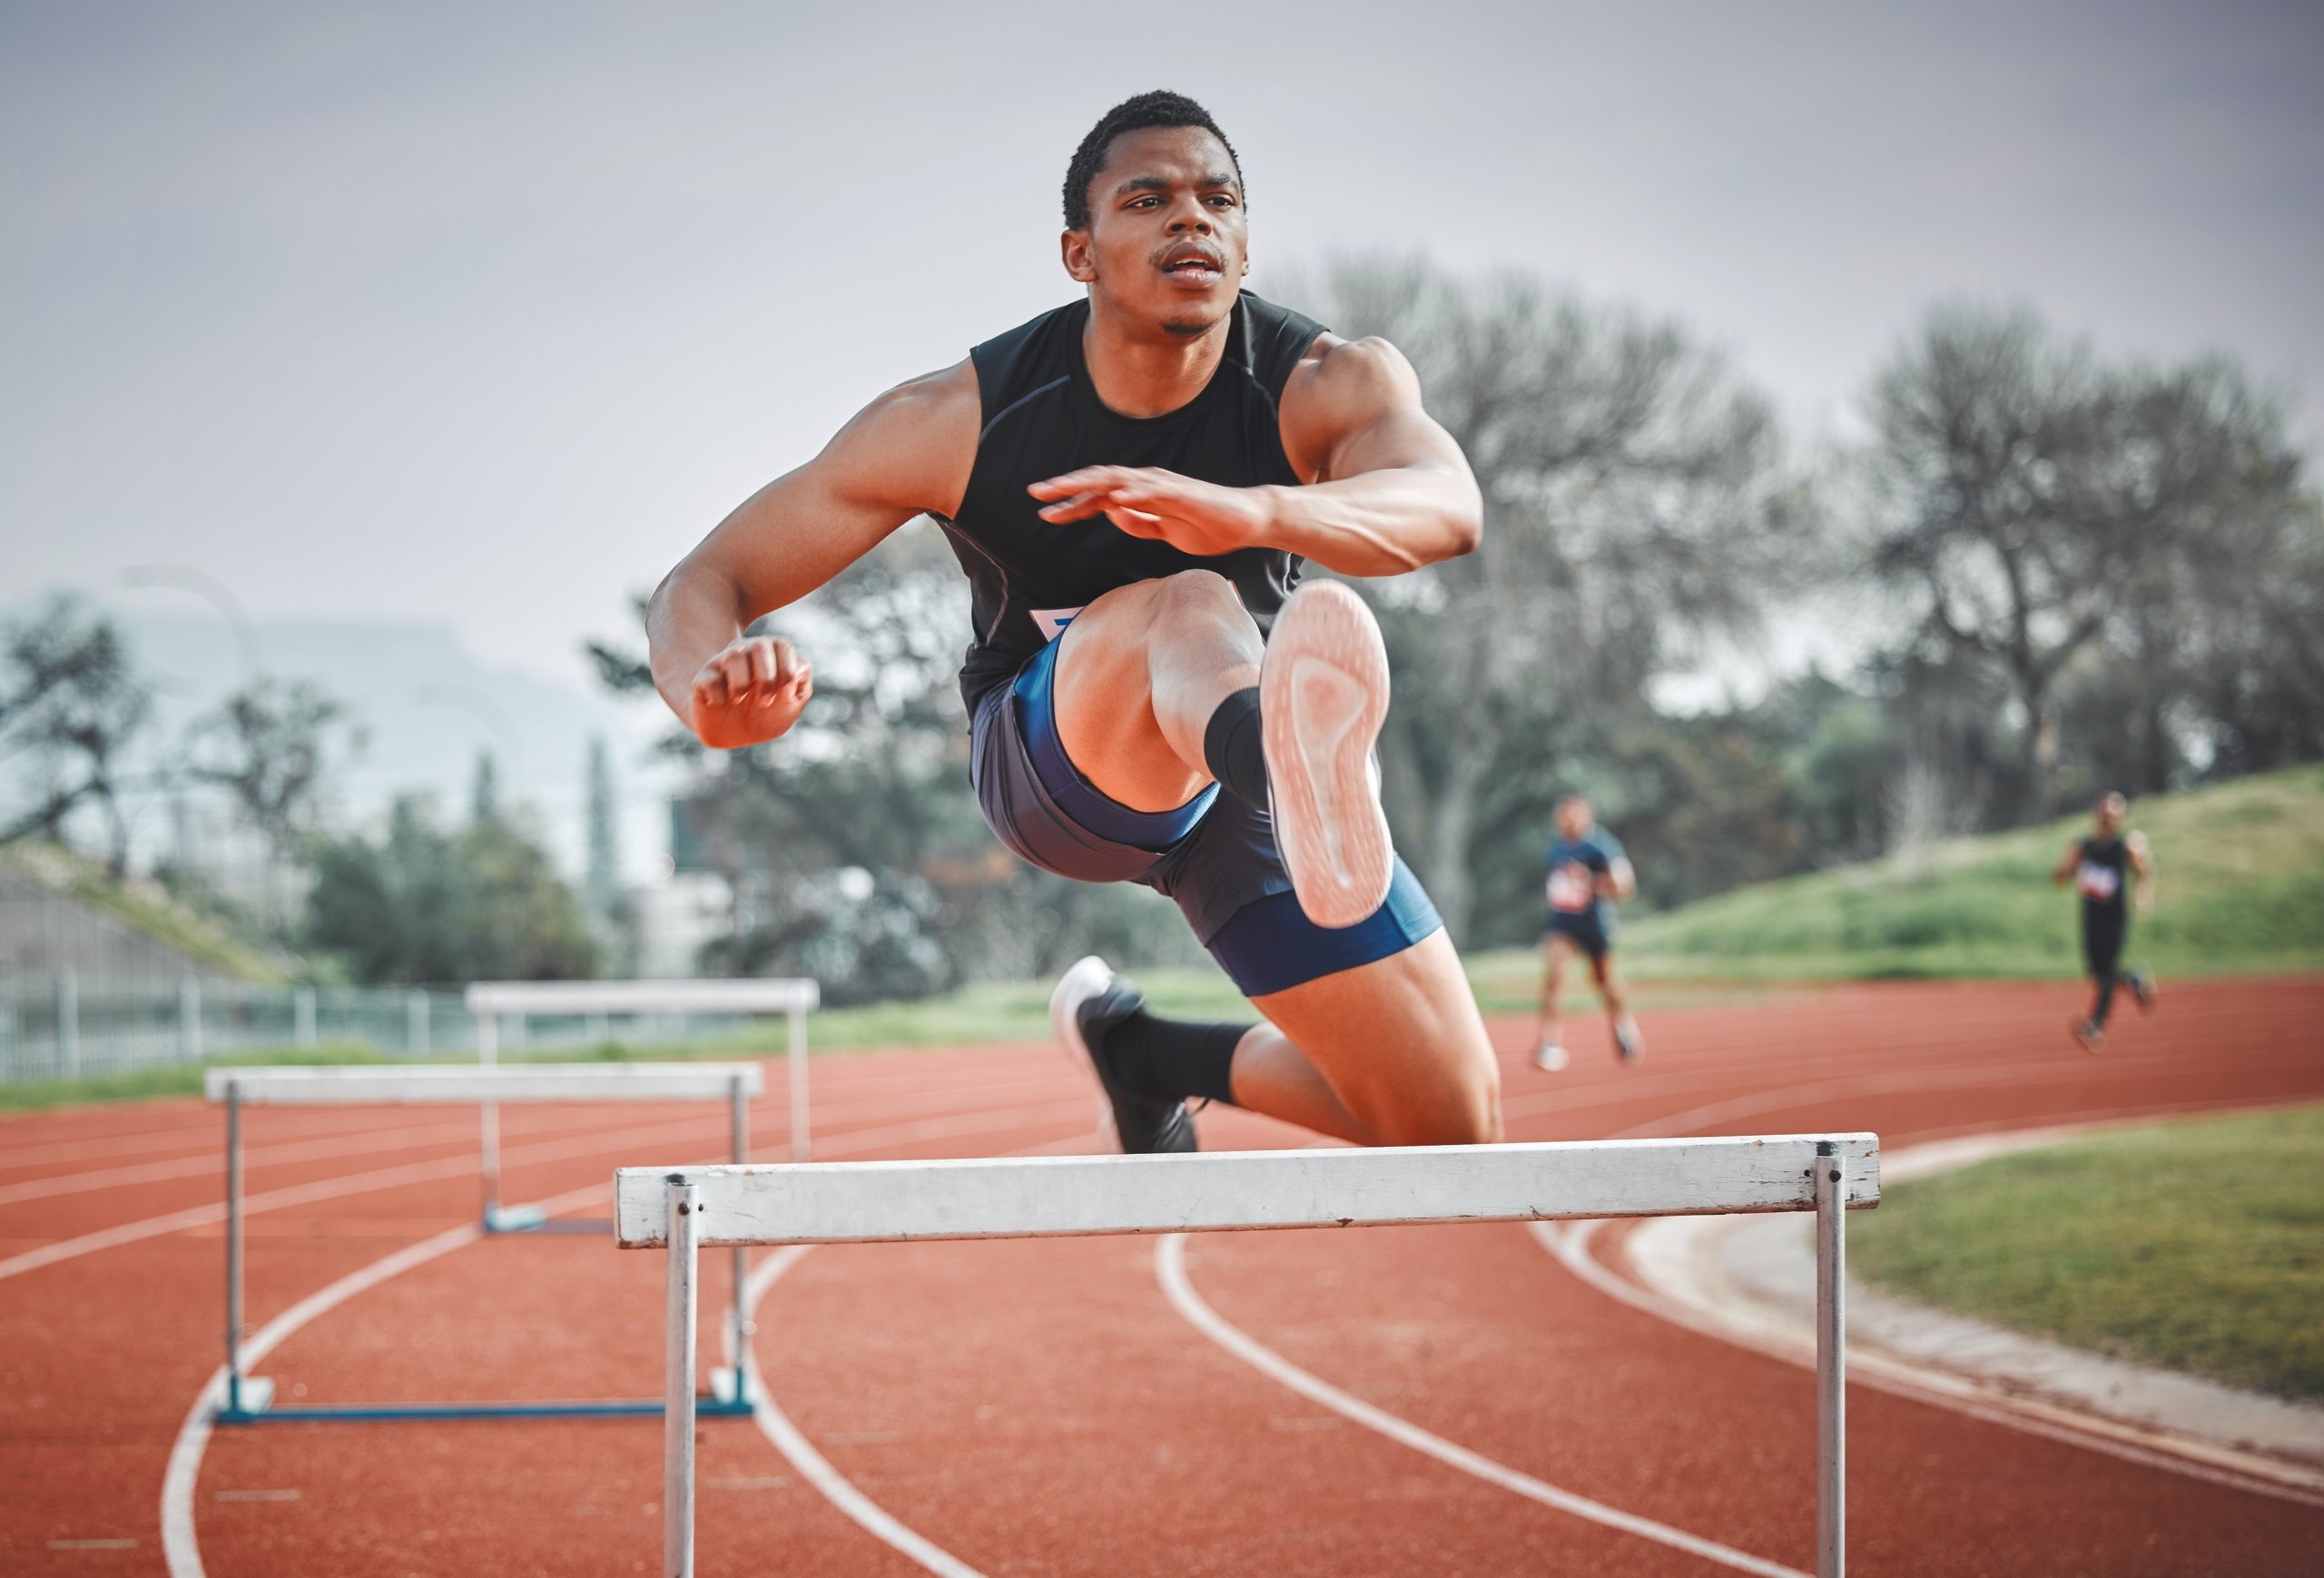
{"left": 2129, "top": 972, "right": 2157, "bottom": 1012}
{"left": 1049, "top": 956, "right": 1197, "bottom": 1155}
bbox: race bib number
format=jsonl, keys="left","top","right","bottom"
{"left": 2076, "top": 862, "right": 2121, "bottom": 901}
{"left": 1031, "top": 607, "right": 1085, "bottom": 643}
{"left": 1547, "top": 863, "right": 1594, "bottom": 912}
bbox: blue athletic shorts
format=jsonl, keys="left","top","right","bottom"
{"left": 970, "top": 636, "right": 1443, "bottom": 998}
{"left": 1547, "top": 909, "right": 1612, "bottom": 962}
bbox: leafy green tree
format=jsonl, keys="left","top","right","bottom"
{"left": 303, "top": 794, "right": 597, "bottom": 984}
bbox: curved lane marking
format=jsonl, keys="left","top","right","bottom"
{"left": 1533, "top": 1073, "right": 2324, "bottom": 1507}
{"left": 1155, "top": 1231, "right": 1807, "bottom": 1577}
{"left": 156, "top": 1101, "right": 1095, "bottom": 1576}
{"left": 731, "top": 1123, "right": 1100, "bottom": 1578}
{"left": 742, "top": 1247, "right": 987, "bottom": 1578}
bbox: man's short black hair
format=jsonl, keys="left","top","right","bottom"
{"left": 1063, "top": 90, "right": 1243, "bottom": 232}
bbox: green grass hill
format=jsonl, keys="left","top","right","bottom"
{"left": 1532, "top": 763, "right": 2324, "bottom": 985}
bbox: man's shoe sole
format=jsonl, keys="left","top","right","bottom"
{"left": 1263, "top": 582, "right": 1393, "bottom": 930}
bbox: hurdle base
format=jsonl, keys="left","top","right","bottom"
{"left": 708, "top": 1366, "right": 753, "bottom": 1408}
{"left": 482, "top": 1203, "right": 549, "bottom": 1233}
{"left": 217, "top": 1376, "right": 275, "bottom": 1424}
{"left": 213, "top": 1388, "right": 755, "bottom": 1425}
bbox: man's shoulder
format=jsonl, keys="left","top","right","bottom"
{"left": 832, "top": 360, "right": 981, "bottom": 518}
{"left": 969, "top": 300, "right": 1086, "bottom": 419}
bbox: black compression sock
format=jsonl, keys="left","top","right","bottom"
{"left": 1098, "top": 1010, "right": 1245, "bottom": 1107}
{"left": 1202, "top": 686, "right": 1268, "bottom": 805}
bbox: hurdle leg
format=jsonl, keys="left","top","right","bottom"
{"left": 787, "top": 1002, "right": 809, "bottom": 1162}
{"left": 665, "top": 1179, "right": 700, "bottom": 1578}
{"left": 1815, "top": 1140, "right": 1846, "bottom": 1577}
{"left": 722, "top": 1075, "right": 753, "bottom": 1408}
{"left": 225, "top": 1081, "right": 243, "bottom": 1412}
{"left": 478, "top": 1011, "right": 502, "bottom": 1226}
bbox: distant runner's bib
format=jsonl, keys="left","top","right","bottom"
{"left": 2076, "top": 861, "right": 2122, "bottom": 902}
{"left": 1548, "top": 863, "right": 1595, "bottom": 912}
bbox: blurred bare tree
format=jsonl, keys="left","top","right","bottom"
{"left": 1859, "top": 310, "right": 2319, "bottom": 817}
{"left": 0, "top": 597, "right": 152, "bottom": 876}
{"left": 1275, "top": 258, "right": 1814, "bottom": 941}
{"left": 185, "top": 676, "right": 363, "bottom": 932}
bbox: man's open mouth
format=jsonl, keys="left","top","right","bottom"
{"left": 1161, "top": 245, "right": 1225, "bottom": 284}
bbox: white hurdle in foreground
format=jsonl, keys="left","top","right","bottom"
{"left": 208, "top": 1062, "right": 763, "bottom": 1425}
{"left": 617, "top": 1132, "right": 1881, "bottom": 1578}
{"left": 467, "top": 979, "right": 818, "bottom": 1228}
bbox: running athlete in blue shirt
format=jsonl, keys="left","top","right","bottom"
{"left": 1532, "top": 795, "right": 1642, "bottom": 1070}
{"left": 2051, "top": 792, "right": 2156, "bottom": 1051}
{"left": 647, "top": 94, "right": 1501, "bottom": 1153}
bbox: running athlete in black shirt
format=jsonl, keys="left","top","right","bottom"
{"left": 2051, "top": 792, "right": 2157, "bottom": 1051}
{"left": 647, "top": 93, "right": 1500, "bottom": 1151}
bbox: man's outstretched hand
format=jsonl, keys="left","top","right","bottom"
{"left": 688, "top": 634, "right": 813, "bottom": 750}
{"left": 1031, "top": 466, "right": 1269, "bottom": 558}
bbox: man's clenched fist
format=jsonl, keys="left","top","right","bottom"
{"left": 688, "top": 635, "right": 813, "bottom": 750}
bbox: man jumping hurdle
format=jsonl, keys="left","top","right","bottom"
{"left": 648, "top": 91, "right": 1501, "bottom": 1153}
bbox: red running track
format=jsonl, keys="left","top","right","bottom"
{"left": 3, "top": 979, "right": 2320, "bottom": 1574}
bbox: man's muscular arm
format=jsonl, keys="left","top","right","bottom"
{"left": 1029, "top": 335, "right": 1482, "bottom": 576}
{"left": 649, "top": 363, "right": 977, "bottom": 749}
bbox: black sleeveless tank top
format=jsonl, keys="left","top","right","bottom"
{"left": 936, "top": 291, "right": 1328, "bottom": 712}
{"left": 2075, "top": 834, "right": 2131, "bottom": 912}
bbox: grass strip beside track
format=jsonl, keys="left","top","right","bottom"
{"left": 1850, "top": 1102, "right": 2324, "bottom": 1402}
{"left": 1605, "top": 763, "right": 2324, "bottom": 982}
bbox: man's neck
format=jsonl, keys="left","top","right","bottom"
{"left": 1081, "top": 294, "right": 1231, "bottom": 419}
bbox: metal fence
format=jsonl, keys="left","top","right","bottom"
{"left": 0, "top": 970, "right": 756, "bottom": 1084}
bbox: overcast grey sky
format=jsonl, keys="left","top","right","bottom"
{"left": 6, "top": 0, "right": 2320, "bottom": 694}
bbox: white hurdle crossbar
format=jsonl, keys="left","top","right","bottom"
{"left": 616, "top": 1132, "right": 1880, "bottom": 1578}
{"left": 208, "top": 1062, "right": 764, "bottom": 1425}
{"left": 467, "top": 979, "right": 819, "bottom": 1229}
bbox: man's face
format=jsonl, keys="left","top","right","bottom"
{"left": 1557, "top": 801, "right": 1590, "bottom": 839}
{"left": 2095, "top": 797, "right": 2124, "bottom": 836}
{"left": 1063, "top": 125, "right": 1248, "bottom": 336}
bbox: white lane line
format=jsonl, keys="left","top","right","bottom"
{"left": 1155, "top": 1232, "right": 1806, "bottom": 1577}
{"left": 161, "top": 1214, "right": 492, "bottom": 1577}
{"left": 1, "top": 1109, "right": 397, "bottom": 1172}
{"left": 731, "top": 1124, "right": 1100, "bottom": 1578}
{"left": 1, "top": 1113, "right": 517, "bottom": 1205}
{"left": 1535, "top": 1087, "right": 2324, "bottom": 1509}
{"left": 2, "top": 1102, "right": 786, "bottom": 1284}
{"left": 155, "top": 1104, "right": 1098, "bottom": 1577}
{"left": 742, "top": 1247, "right": 986, "bottom": 1578}
{"left": 1524, "top": 1073, "right": 2324, "bottom": 1505}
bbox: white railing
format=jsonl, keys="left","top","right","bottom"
{"left": 616, "top": 1132, "right": 1881, "bottom": 1578}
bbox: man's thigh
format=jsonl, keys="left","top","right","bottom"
{"left": 1250, "top": 930, "right": 1502, "bottom": 1146}
{"left": 1049, "top": 572, "right": 1256, "bottom": 814}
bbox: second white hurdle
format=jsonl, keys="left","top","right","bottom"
{"left": 616, "top": 1131, "right": 1881, "bottom": 1578}
{"left": 467, "top": 978, "right": 819, "bottom": 1230}
{"left": 209, "top": 1061, "right": 763, "bottom": 1425}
